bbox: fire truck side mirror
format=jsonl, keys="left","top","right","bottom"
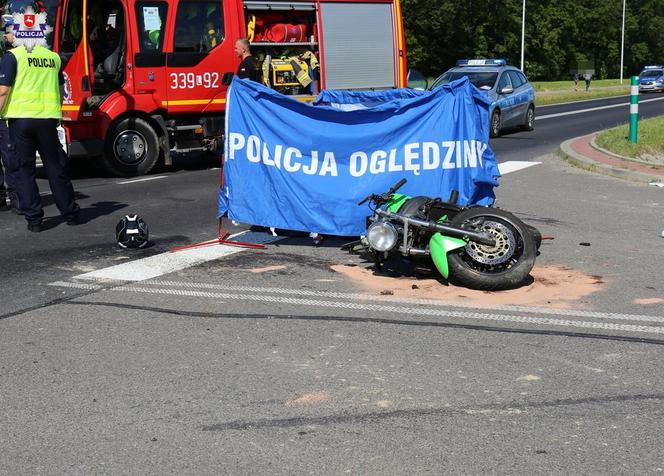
{"left": 221, "top": 72, "right": 234, "bottom": 86}
{"left": 407, "top": 69, "right": 428, "bottom": 90}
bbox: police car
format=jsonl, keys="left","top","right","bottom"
{"left": 638, "top": 65, "right": 664, "bottom": 93}
{"left": 430, "top": 59, "right": 536, "bottom": 138}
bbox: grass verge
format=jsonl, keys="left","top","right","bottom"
{"left": 531, "top": 79, "right": 628, "bottom": 92}
{"left": 535, "top": 86, "right": 630, "bottom": 106}
{"left": 595, "top": 115, "right": 664, "bottom": 165}
{"left": 533, "top": 80, "right": 631, "bottom": 106}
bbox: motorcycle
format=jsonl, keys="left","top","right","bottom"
{"left": 349, "top": 179, "right": 540, "bottom": 291}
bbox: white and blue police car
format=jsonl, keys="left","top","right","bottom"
{"left": 430, "top": 59, "right": 536, "bottom": 138}
{"left": 638, "top": 65, "right": 664, "bottom": 93}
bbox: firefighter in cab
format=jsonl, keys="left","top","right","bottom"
{"left": 0, "top": 8, "right": 80, "bottom": 232}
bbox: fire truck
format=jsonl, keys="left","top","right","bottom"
{"left": 6, "top": 0, "right": 408, "bottom": 176}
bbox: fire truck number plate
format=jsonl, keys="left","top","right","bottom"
{"left": 170, "top": 72, "right": 220, "bottom": 90}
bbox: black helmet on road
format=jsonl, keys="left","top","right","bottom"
{"left": 116, "top": 214, "right": 149, "bottom": 248}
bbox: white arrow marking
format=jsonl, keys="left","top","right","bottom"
{"left": 498, "top": 161, "right": 542, "bottom": 175}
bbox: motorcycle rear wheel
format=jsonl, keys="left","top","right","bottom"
{"left": 447, "top": 207, "right": 537, "bottom": 291}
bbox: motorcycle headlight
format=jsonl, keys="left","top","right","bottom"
{"left": 367, "top": 220, "right": 398, "bottom": 252}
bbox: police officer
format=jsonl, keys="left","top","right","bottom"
{"left": 0, "top": 101, "right": 15, "bottom": 212}
{"left": 0, "top": 41, "right": 80, "bottom": 232}
{"left": 0, "top": 14, "right": 17, "bottom": 212}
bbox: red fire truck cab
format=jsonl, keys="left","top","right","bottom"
{"left": 52, "top": 0, "right": 408, "bottom": 176}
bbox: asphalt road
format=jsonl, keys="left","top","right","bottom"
{"left": 1, "top": 95, "right": 664, "bottom": 474}
{"left": 493, "top": 91, "right": 664, "bottom": 160}
{"left": 4, "top": 93, "right": 663, "bottom": 316}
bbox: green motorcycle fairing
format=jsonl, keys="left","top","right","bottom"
{"left": 385, "top": 194, "right": 468, "bottom": 279}
{"left": 386, "top": 193, "right": 410, "bottom": 213}
{"left": 429, "top": 233, "right": 467, "bottom": 279}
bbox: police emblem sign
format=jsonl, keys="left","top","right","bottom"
{"left": 23, "top": 13, "right": 35, "bottom": 28}
{"left": 10, "top": 6, "right": 52, "bottom": 52}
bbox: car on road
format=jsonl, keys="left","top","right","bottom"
{"left": 638, "top": 65, "right": 664, "bottom": 93}
{"left": 430, "top": 59, "right": 536, "bottom": 138}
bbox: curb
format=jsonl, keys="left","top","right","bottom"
{"left": 589, "top": 135, "right": 662, "bottom": 168}
{"left": 559, "top": 134, "right": 664, "bottom": 184}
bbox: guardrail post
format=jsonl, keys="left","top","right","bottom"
{"left": 629, "top": 76, "right": 639, "bottom": 144}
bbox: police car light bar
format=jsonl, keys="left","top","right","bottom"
{"left": 643, "top": 65, "right": 664, "bottom": 70}
{"left": 457, "top": 59, "right": 506, "bottom": 67}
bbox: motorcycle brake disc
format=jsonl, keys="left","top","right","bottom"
{"left": 464, "top": 220, "right": 517, "bottom": 266}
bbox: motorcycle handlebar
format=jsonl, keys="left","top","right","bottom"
{"left": 358, "top": 179, "right": 407, "bottom": 206}
{"left": 358, "top": 195, "right": 373, "bottom": 206}
{"left": 388, "top": 178, "right": 407, "bottom": 195}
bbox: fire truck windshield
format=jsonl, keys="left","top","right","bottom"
{"left": 58, "top": 0, "right": 126, "bottom": 92}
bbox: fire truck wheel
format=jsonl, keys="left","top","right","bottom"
{"left": 103, "top": 117, "right": 160, "bottom": 177}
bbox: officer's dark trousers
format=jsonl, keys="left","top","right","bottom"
{"left": 7, "top": 118, "right": 79, "bottom": 224}
{"left": 0, "top": 120, "right": 17, "bottom": 205}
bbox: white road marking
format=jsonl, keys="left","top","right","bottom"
{"left": 498, "top": 161, "right": 541, "bottom": 175}
{"left": 47, "top": 279, "right": 664, "bottom": 335}
{"left": 110, "top": 285, "right": 664, "bottom": 335}
{"left": 49, "top": 281, "right": 102, "bottom": 290}
{"left": 117, "top": 176, "right": 168, "bottom": 185}
{"left": 537, "top": 96, "right": 664, "bottom": 120}
{"left": 537, "top": 95, "right": 629, "bottom": 108}
{"left": 141, "top": 281, "right": 664, "bottom": 324}
{"left": 74, "top": 232, "right": 250, "bottom": 282}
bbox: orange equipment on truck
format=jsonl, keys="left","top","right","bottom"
{"left": 46, "top": 0, "right": 408, "bottom": 176}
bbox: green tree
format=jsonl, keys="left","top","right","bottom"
{"left": 401, "top": 0, "right": 659, "bottom": 81}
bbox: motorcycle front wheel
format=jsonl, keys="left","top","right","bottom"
{"left": 447, "top": 207, "right": 537, "bottom": 291}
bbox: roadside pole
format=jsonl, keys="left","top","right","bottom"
{"left": 629, "top": 76, "right": 639, "bottom": 144}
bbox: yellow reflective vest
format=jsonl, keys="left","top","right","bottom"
{"left": 2, "top": 45, "right": 62, "bottom": 119}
